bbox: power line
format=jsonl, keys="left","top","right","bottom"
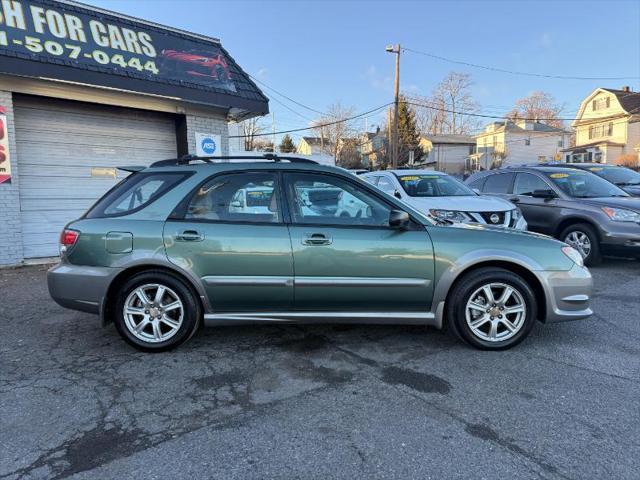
{"left": 229, "top": 103, "right": 393, "bottom": 138}
{"left": 247, "top": 73, "right": 327, "bottom": 116}
{"left": 402, "top": 47, "right": 640, "bottom": 81}
{"left": 232, "top": 96, "right": 638, "bottom": 139}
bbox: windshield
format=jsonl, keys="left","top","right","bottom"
{"left": 545, "top": 170, "right": 629, "bottom": 198}
{"left": 586, "top": 166, "right": 640, "bottom": 186}
{"left": 395, "top": 173, "right": 475, "bottom": 197}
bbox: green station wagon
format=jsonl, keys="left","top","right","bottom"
{"left": 48, "top": 155, "right": 593, "bottom": 351}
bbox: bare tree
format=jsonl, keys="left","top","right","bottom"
{"left": 241, "top": 116, "right": 267, "bottom": 151}
{"left": 414, "top": 72, "right": 481, "bottom": 136}
{"left": 311, "top": 102, "right": 357, "bottom": 159}
{"left": 507, "top": 91, "right": 565, "bottom": 128}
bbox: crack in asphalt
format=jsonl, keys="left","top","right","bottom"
{"left": 296, "top": 332, "right": 571, "bottom": 480}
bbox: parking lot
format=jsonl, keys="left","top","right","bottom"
{"left": 1, "top": 260, "right": 639, "bottom": 480}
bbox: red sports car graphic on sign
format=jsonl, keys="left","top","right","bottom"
{"left": 160, "top": 49, "right": 234, "bottom": 90}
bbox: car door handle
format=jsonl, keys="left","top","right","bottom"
{"left": 302, "top": 233, "right": 332, "bottom": 246}
{"left": 175, "top": 230, "right": 204, "bottom": 242}
{"left": 509, "top": 197, "right": 520, "bottom": 203}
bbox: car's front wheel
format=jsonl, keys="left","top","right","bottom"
{"left": 447, "top": 268, "right": 537, "bottom": 350}
{"left": 560, "top": 223, "right": 601, "bottom": 266}
{"left": 114, "top": 271, "right": 201, "bottom": 352}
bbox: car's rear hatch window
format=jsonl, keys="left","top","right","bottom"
{"left": 85, "top": 171, "right": 190, "bottom": 218}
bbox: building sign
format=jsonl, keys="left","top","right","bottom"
{"left": 0, "top": 0, "right": 252, "bottom": 105}
{"left": 0, "top": 106, "right": 11, "bottom": 184}
{"left": 195, "top": 132, "right": 221, "bottom": 156}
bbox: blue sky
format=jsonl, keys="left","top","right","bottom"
{"left": 85, "top": 0, "right": 640, "bottom": 141}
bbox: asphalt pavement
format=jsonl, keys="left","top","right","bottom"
{"left": 1, "top": 260, "right": 639, "bottom": 479}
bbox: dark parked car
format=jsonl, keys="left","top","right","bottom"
{"left": 542, "top": 163, "right": 640, "bottom": 196}
{"left": 466, "top": 166, "right": 640, "bottom": 265}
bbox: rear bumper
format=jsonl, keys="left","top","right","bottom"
{"left": 47, "top": 263, "right": 121, "bottom": 315}
{"left": 537, "top": 264, "right": 593, "bottom": 323}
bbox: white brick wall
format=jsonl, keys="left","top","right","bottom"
{"left": 0, "top": 90, "right": 24, "bottom": 266}
{"left": 185, "top": 114, "right": 229, "bottom": 155}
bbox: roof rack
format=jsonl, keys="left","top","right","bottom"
{"left": 150, "top": 153, "right": 318, "bottom": 167}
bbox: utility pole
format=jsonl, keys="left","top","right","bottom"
{"left": 386, "top": 44, "right": 401, "bottom": 169}
{"left": 272, "top": 112, "right": 276, "bottom": 153}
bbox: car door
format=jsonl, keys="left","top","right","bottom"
{"left": 164, "top": 171, "right": 293, "bottom": 311}
{"left": 283, "top": 171, "right": 434, "bottom": 312}
{"left": 510, "top": 173, "right": 559, "bottom": 234}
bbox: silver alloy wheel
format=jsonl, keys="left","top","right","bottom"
{"left": 123, "top": 283, "right": 184, "bottom": 343}
{"left": 465, "top": 282, "right": 526, "bottom": 342}
{"left": 564, "top": 231, "right": 592, "bottom": 259}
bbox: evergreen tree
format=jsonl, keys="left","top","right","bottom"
{"left": 397, "top": 95, "right": 423, "bottom": 166}
{"left": 279, "top": 134, "right": 296, "bottom": 153}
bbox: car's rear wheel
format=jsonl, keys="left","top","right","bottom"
{"left": 560, "top": 223, "right": 601, "bottom": 266}
{"left": 447, "top": 268, "right": 537, "bottom": 350}
{"left": 114, "top": 271, "right": 201, "bottom": 352}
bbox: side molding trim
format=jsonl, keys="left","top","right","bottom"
{"left": 203, "top": 311, "right": 437, "bottom": 327}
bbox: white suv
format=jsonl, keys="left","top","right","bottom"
{"left": 363, "top": 170, "right": 527, "bottom": 230}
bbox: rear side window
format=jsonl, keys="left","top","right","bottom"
{"left": 467, "top": 176, "right": 486, "bottom": 191}
{"left": 513, "top": 173, "right": 552, "bottom": 196}
{"left": 377, "top": 177, "right": 396, "bottom": 194}
{"left": 483, "top": 173, "right": 515, "bottom": 194}
{"left": 86, "top": 172, "right": 189, "bottom": 218}
{"left": 185, "top": 172, "right": 281, "bottom": 224}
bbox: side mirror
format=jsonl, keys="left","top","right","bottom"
{"left": 389, "top": 210, "right": 410, "bottom": 229}
{"left": 472, "top": 188, "right": 481, "bottom": 194}
{"left": 230, "top": 200, "right": 243, "bottom": 208}
{"left": 394, "top": 190, "right": 402, "bottom": 199}
{"left": 531, "top": 189, "right": 557, "bottom": 199}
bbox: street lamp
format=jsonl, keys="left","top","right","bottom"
{"left": 386, "top": 44, "right": 400, "bottom": 169}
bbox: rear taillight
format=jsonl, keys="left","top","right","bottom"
{"left": 59, "top": 229, "right": 79, "bottom": 255}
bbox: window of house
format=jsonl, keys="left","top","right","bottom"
{"left": 592, "top": 97, "right": 610, "bottom": 111}
{"left": 558, "top": 139, "right": 564, "bottom": 148}
{"left": 524, "top": 138, "right": 531, "bottom": 146}
{"left": 538, "top": 156, "right": 546, "bottom": 162}
{"left": 589, "top": 122, "right": 614, "bottom": 139}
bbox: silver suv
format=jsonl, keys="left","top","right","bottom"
{"left": 363, "top": 170, "right": 527, "bottom": 229}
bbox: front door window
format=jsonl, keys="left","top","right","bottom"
{"left": 287, "top": 173, "right": 391, "bottom": 226}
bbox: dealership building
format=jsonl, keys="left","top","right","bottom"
{"left": 0, "top": 0, "right": 268, "bottom": 265}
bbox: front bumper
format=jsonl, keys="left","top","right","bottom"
{"left": 536, "top": 264, "right": 593, "bottom": 323}
{"left": 48, "top": 263, "right": 121, "bottom": 315}
{"left": 600, "top": 223, "right": 640, "bottom": 257}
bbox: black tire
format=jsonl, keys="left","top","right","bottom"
{"left": 114, "top": 271, "right": 201, "bottom": 352}
{"left": 559, "top": 223, "right": 601, "bottom": 266}
{"left": 446, "top": 268, "right": 537, "bottom": 350}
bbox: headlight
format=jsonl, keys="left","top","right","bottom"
{"left": 602, "top": 206, "right": 640, "bottom": 222}
{"left": 561, "top": 246, "right": 584, "bottom": 267}
{"left": 429, "top": 209, "right": 470, "bottom": 223}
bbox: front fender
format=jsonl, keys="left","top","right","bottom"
{"left": 431, "top": 249, "right": 545, "bottom": 313}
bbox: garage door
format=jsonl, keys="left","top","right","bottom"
{"left": 14, "top": 95, "right": 178, "bottom": 258}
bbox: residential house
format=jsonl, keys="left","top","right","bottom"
{"left": 562, "top": 87, "right": 640, "bottom": 164}
{"left": 420, "top": 135, "right": 475, "bottom": 175}
{"left": 470, "top": 120, "right": 571, "bottom": 171}
{"left": 297, "top": 136, "right": 333, "bottom": 156}
{"left": 359, "top": 129, "right": 387, "bottom": 168}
